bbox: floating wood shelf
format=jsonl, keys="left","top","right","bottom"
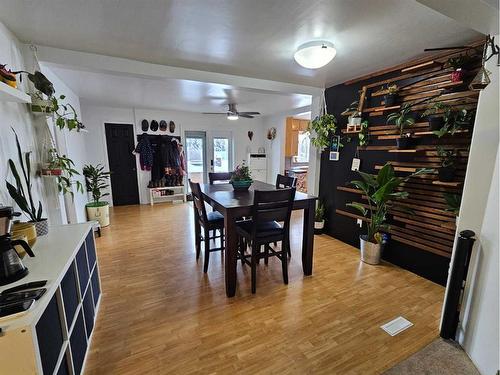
{"left": 341, "top": 129, "right": 361, "bottom": 134}
{"left": 432, "top": 181, "right": 462, "bottom": 187}
{"left": 375, "top": 165, "right": 417, "bottom": 172}
{"left": 340, "top": 110, "right": 357, "bottom": 117}
{"left": 388, "top": 149, "right": 418, "bottom": 153}
{"left": 401, "top": 60, "right": 440, "bottom": 73}
{"left": 0, "top": 82, "right": 31, "bottom": 103}
{"left": 336, "top": 209, "right": 369, "bottom": 222}
{"left": 363, "top": 104, "right": 400, "bottom": 113}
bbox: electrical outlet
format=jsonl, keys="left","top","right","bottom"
{"left": 357, "top": 218, "right": 363, "bottom": 227}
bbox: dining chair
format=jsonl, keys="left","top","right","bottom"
{"left": 209, "top": 172, "right": 233, "bottom": 184}
{"left": 189, "top": 180, "right": 225, "bottom": 273}
{"left": 275, "top": 174, "right": 297, "bottom": 189}
{"left": 236, "top": 188, "right": 296, "bottom": 293}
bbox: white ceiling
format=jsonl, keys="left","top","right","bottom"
{"left": 47, "top": 65, "right": 312, "bottom": 116}
{"left": 1, "top": 0, "right": 482, "bottom": 87}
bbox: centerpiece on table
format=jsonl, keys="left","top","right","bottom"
{"left": 230, "top": 164, "right": 253, "bottom": 191}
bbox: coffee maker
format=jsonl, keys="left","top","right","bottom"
{"left": 0, "top": 206, "right": 35, "bottom": 286}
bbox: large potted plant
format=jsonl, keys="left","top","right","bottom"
{"left": 386, "top": 103, "right": 415, "bottom": 149}
{"left": 230, "top": 164, "right": 253, "bottom": 191}
{"left": 83, "top": 164, "right": 111, "bottom": 227}
{"left": 346, "top": 163, "right": 431, "bottom": 264}
{"left": 308, "top": 114, "right": 337, "bottom": 151}
{"left": 5, "top": 130, "right": 49, "bottom": 236}
{"left": 314, "top": 202, "right": 325, "bottom": 234}
{"left": 436, "top": 147, "right": 457, "bottom": 182}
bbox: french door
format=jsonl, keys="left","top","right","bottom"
{"left": 185, "top": 130, "right": 233, "bottom": 187}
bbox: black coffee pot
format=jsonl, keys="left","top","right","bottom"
{"left": 0, "top": 206, "right": 35, "bottom": 286}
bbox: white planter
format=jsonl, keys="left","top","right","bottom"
{"left": 360, "top": 235, "right": 382, "bottom": 265}
{"left": 349, "top": 116, "right": 362, "bottom": 126}
{"left": 86, "top": 204, "right": 110, "bottom": 227}
{"left": 314, "top": 220, "right": 325, "bottom": 230}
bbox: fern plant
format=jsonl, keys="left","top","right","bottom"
{"left": 5, "top": 129, "right": 44, "bottom": 222}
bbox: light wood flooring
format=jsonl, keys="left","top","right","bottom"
{"left": 84, "top": 203, "right": 444, "bottom": 375}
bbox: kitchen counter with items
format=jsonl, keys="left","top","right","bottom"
{"left": 0, "top": 223, "right": 101, "bottom": 375}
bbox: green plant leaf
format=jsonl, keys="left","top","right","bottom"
{"left": 346, "top": 202, "right": 368, "bottom": 216}
{"left": 376, "top": 163, "right": 395, "bottom": 187}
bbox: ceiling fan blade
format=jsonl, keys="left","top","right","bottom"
{"left": 238, "top": 112, "right": 261, "bottom": 115}
{"left": 424, "top": 46, "right": 470, "bottom": 51}
{"left": 202, "top": 112, "right": 227, "bottom": 115}
{"left": 238, "top": 114, "right": 254, "bottom": 118}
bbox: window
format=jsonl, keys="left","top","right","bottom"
{"left": 213, "top": 137, "right": 229, "bottom": 173}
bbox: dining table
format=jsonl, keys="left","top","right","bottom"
{"left": 198, "top": 180, "right": 318, "bottom": 297}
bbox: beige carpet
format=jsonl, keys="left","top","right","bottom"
{"left": 384, "top": 339, "right": 480, "bottom": 375}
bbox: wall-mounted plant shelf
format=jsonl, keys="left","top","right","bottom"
{"left": 401, "top": 60, "right": 440, "bottom": 73}
{"left": 388, "top": 149, "right": 418, "bottom": 153}
{"left": 341, "top": 128, "right": 361, "bottom": 134}
{"left": 432, "top": 181, "right": 462, "bottom": 187}
{"left": 0, "top": 82, "right": 31, "bottom": 103}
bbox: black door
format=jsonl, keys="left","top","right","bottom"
{"left": 105, "top": 123, "right": 140, "bottom": 206}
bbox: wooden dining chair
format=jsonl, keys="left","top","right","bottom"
{"left": 236, "top": 188, "right": 296, "bottom": 293}
{"left": 209, "top": 172, "right": 233, "bottom": 184}
{"left": 276, "top": 174, "right": 297, "bottom": 189}
{"left": 189, "top": 180, "right": 225, "bottom": 273}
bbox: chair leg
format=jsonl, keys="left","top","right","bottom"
{"left": 264, "top": 244, "right": 269, "bottom": 265}
{"left": 282, "top": 240, "right": 289, "bottom": 285}
{"left": 195, "top": 228, "right": 201, "bottom": 260}
{"left": 203, "top": 228, "right": 210, "bottom": 273}
{"left": 238, "top": 236, "right": 245, "bottom": 266}
{"left": 221, "top": 228, "right": 225, "bottom": 250}
{"left": 251, "top": 243, "right": 257, "bottom": 294}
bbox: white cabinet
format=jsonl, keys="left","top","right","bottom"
{"left": 247, "top": 153, "right": 267, "bottom": 182}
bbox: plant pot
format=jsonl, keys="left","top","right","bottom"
{"left": 348, "top": 116, "right": 362, "bottom": 127}
{"left": 86, "top": 203, "right": 110, "bottom": 227}
{"left": 428, "top": 116, "right": 444, "bottom": 131}
{"left": 396, "top": 137, "right": 412, "bottom": 149}
{"left": 30, "top": 96, "right": 53, "bottom": 114}
{"left": 31, "top": 218, "right": 49, "bottom": 236}
{"left": 360, "top": 235, "right": 382, "bottom": 265}
{"left": 41, "top": 168, "right": 63, "bottom": 176}
{"left": 11, "top": 222, "right": 37, "bottom": 247}
{"left": 231, "top": 180, "right": 252, "bottom": 191}
{"left": 384, "top": 94, "right": 397, "bottom": 106}
{"left": 438, "top": 166, "right": 456, "bottom": 182}
{"left": 314, "top": 220, "right": 325, "bottom": 234}
{"left": 450, "top": 69, "right": 465, "bottom": 83}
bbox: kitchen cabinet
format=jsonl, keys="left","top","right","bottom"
{"left": 285, "top": 117, "right": 310, "bottom": 157}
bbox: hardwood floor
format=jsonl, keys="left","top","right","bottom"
{"left": 84, "top": 203, "right": 444, "bottom": 375}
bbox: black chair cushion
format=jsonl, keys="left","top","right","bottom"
{"left": 237, "top": 220, "right": 283, "bottom": 238}
{"left": 206, "top": 211, "right": 224, "bottom": 222}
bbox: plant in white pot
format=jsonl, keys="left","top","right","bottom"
{"left": 314, "top": 202, "right": 325, "bottom": 234}
{"left": 346, "top": 163, "right": 431, "bottom": 265}
{"left": 5, "top": 129, "right": 49, "bottom": 236}
{"left": 83, "top": 164, "right": 111, "bottom": 227}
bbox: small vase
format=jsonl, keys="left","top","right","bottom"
{"left": 231, "top": 180, "right": 252, "bottom": 191}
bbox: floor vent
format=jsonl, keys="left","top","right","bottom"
{"left": 381, "top": 316, "right": 413, "bottom": 336}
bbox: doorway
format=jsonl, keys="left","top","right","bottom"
{"left": 104, "top": 123, "right": 140, "bottom": 206}
{"left": 185, "top": 131, "right": 207, "bottom": 186}
{"left": 210, "top": 131, "right": 233, "bottom": 174}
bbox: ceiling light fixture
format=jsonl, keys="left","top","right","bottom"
{"left": 294, "top": 41, "right": 336, "bottom": 69}
{"left": 227, "top": 114, "right": 239, "bottom": 120}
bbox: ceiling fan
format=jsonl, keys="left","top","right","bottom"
{"left": 203, "top": 103, "right": 261, "bottom": 120}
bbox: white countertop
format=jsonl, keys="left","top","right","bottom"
{"left": 0, "top": 223, "right": 92, "bottom": 331}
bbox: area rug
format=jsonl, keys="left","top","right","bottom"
{"left": 383, "top": 338, "right": 480, "bottom": 375}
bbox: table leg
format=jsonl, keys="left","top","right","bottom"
{"left": 224, "top": 211, "right": 237, "bottom": 297}
{"left": 193, "top": 206, "right": 201, "bottom": 260}
{"left": 302, "top": 200, "right": 315, "bottom": 276}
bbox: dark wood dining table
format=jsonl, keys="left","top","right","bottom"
{"left": 199, "top": 180, "right": 318, "bottom": 297}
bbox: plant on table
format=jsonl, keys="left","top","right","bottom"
{"left": 5, "top": 129, "right": 48, "bottom": 235}
{"left": 308, "top": 114, "right": 337, "bottom": 150}
{"left": 230, "top": 164, "right": 253, "bottom": 191}
{"left": 386, "top": 103, "right": 415, "bottom": 149}
{"left": 346, "top": 163, "right": 432, "bottom": 264}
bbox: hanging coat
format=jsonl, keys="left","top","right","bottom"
{"left": 134, "top": 134, "right": 154, "bottom": 171}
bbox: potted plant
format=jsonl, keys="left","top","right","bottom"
{"left": 384, "top": 84, "right": 399, "bottom": 106}
{"left": 386, "top": 103, "right": 415, "bottom": 149}
{"left": 342, "top": 101, "right": 362, "bottom": 128}
{"left": 436, "top": 146, "right": 457, "bottom": 182}
{"left": 230, "top": 164, "right": 253, "bottom": 191}
{"left": 314, "top": 202, "right": 325, "bottom": 234}
{"left": 447, "top": 55, "right": 471, "bottom": 82}
{"left": 433, "top": 108, "right": 474, "bottom": 138}
{"left": 5, "top": 129, "right": 49, "bottom": 236}
{"left": 444, "top": 193, "right": 461, "bottom": 217}
{"left": 422, "top": 102, "right": 450, "bottom": 131}
{"left": 83, "top": 164, "right": 111, "bottom": 227}
{"left": 43, "top": 149, "right": 84, "bottom": 198}
{"left": 308, "top": 114, "right": 337, "bottom": 151}
{"left": 346, "top": 163, "right": 431, "bottom": 264}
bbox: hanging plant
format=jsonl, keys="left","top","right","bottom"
{"left": 358, "top": 120, "right": 369, "bottom": 147}
{"left": 308, "top": 114, "right": 337, "bottom": 150}
{"left": 43, "top": 148, "right": 84, "bottom": 198}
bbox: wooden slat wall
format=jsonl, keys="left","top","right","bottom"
{"left": 335, "top": 45, "right": 482, "bottom": 259}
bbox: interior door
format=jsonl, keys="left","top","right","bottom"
{"left": 104, "top": 123, "right": 140, "bottom": 206}
{"left": 185, "top": 131, "right": 207, "bottom": 186}
{"left": 208, "top": 131, "right": 233, "bottom": 174}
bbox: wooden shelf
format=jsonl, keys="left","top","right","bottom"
{"left": 432, "top": 181, "right": 462, "bottom": 187}
{"left": 401, "top": 60, "right": 439, "bottom": 73}
{"left": 388, "top": 149, "right": 418, "bottom": 153}
{"left": 341, "top": 129, "right": 361, "bottom": 134}
{"left": 0, "top": 82, "right": 31, "bottom": 103}
{"left": 363, "top": 104, "right": 400, "bottom": 113}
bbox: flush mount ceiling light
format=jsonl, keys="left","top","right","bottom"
{"left": 227, "top": 113, "right": 239, "bottom": 120}
{"left": 294, "top": 41, "right": 336, "bottom": 69}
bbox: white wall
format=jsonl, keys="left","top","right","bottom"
{"left": 81, "top": 103, "right": 267, "bottom": 204}
{"left": 446, "top": 38, "right": 499, "bottom": 375}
